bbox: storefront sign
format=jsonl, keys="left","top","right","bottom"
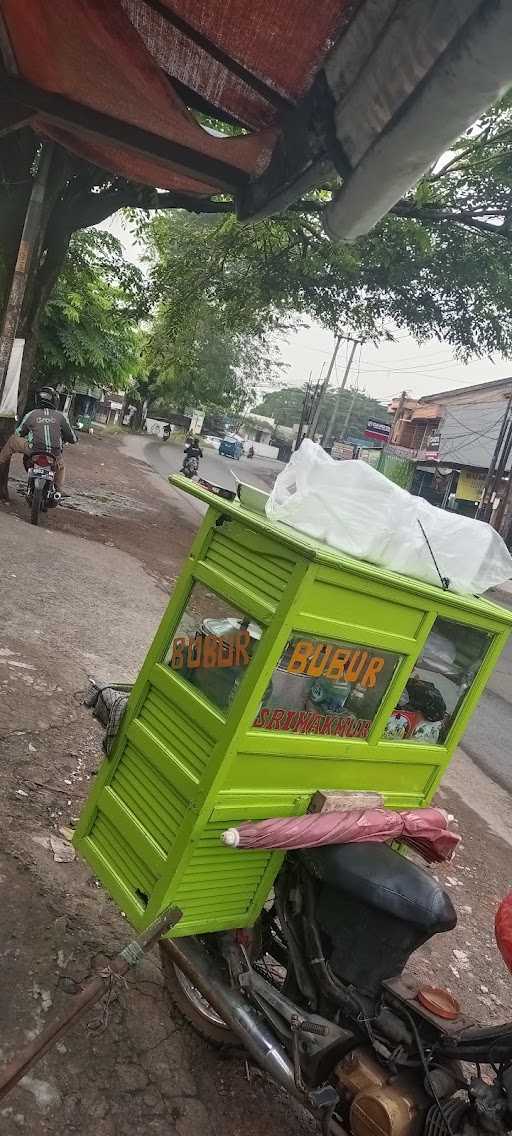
{"left": 286, "top": 639, "right": 385, "bottom": 688}
{"left": 365, "top": 419, "right": 391, "bottom": 442}
{"left": 252, "top": 634, "right": 402, "bottom": 737}
{"left": 253, "top": 706, "right": 371, "bottom": 737}
{"left": 456, "top": 469, "right": 486, "bottom": 502}
{"left": 170, "top": 630, "right": 251, "bottom": 670}
{"left": 331, "top": 441, "right": 354, "bottom": 461}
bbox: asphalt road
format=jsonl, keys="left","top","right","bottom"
{"left": 460, "top": 588, "right": 512, "bottom": 792}
{"left": 135, "top": 435, "right": 280, "bottom": 515}
{"left": 139, "top": 435, "right": 512, "bottom": 793}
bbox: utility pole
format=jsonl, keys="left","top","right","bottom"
{"left": 305, "top": 333, "right": 343, "bottom": 442}
{"left": 322, "top": 338, "right": 359, "bottom": 449}
{"left": 0, "top": 143, "right": 54, "bottom": 500}
{"left": 476, "top": 391, "right": 512, "bottom": 521}
{"left": 390, "top": 390, "right": 408, "bottom": 444}
{"left": 339, "top": 383, "right": 360, "bottom": 442}
{"left": 294, "top": 371, "right": 312, "bottom": 450}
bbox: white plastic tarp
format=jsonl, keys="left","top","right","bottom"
{"left": 266, "top": 440, "right": 512, "bottom": 596}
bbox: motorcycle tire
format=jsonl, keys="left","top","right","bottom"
{"left": 159, "top": 940, "right": 237, "bottom": 1049}
{"left": 30, "top": 482, "right": 44, "bottom": 526}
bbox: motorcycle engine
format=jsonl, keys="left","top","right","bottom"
{"left": 335, "top": 1047, "right": 429, "bottom": 1136}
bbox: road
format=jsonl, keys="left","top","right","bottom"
{"left": 133, "top": 435, "right": 512, "bottom": 792}
{"left": 460, "top": 588, "right": 512, "bottom": 792}
{"left": 137, "top": 435, "right": 279, "bottom": 515}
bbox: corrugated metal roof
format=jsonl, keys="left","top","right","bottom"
{"left": 438, "top": 401, "right": 511, "bottom": 471}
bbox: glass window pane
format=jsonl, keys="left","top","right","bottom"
{"left": 253, "top": 635, "right": 403, "bottom": 737}
{"left": 385, "top": 618, "right": 491, "bottom": 745}
{"left": 166, "top": 582, "right": 262, "bottom": 713}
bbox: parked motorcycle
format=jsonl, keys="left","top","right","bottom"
{"left": 23, "top": 452, "right": 61, "bottom": 525}
{"left": 161, "top": 840, "right": 512, "bottom": 1136}
{"left": 182, "top": 455, "right": 199, "bottom": 479}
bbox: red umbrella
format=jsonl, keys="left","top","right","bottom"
{"left": 221, "top": 807, "right": 459, "bottom": 864}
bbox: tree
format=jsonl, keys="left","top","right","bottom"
{"left": 144, "top": 300, "right": 282, "bottom": 416}
{"left": 253, "top": 385, "right": 388, "bottom": 439}
{"left": 4, "top": 96, "right": 512, "bottom": 411}
{"left": 142, "top": 199, "right": 512, "bottom": 361}
{"left": 0, "top": 133, "right": 226, "bottom": 414}
{"left": 34, "top": 229, "right": 145, "bottom": 394}
{"left": 141, "top": 93, "right": 512, "bottom": 359}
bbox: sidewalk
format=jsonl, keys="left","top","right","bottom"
{"left": 0, "top": 437, "right": 313, "bottom": 1136}
{"left": 0, "top": 433, "right": 512, "bottom": 1134}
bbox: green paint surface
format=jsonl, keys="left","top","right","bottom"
{"left": 74, "top": 477, "right": 512, "bottom": 936}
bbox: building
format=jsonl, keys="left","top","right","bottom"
{"left": 384, "top": 377, "right": 512, "bottom": 539}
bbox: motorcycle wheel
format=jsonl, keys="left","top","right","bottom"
{"left": 159, "top": 940, "right": 237, "bottom": 1048}
{"left": 30, "top": 483, "right": 44, "bottom": 526}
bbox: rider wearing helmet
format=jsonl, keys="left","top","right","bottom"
{"left": 0, "top": 386, "right": 77, "bottom": 494}
{"left": 180, "top": 434, "right": 203, "bottom": 471}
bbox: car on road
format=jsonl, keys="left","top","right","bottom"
{"left": 219, "top": 437, "right": 242, "bottom": 460}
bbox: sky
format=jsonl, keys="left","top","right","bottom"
{"left": 275, "top": 325, "right": 510, "bottom": 410}
{"left": 104, "top": 214, "right": 510, "bottom": 413}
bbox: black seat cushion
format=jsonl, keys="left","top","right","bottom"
{"left": 300, "top": 842, "right": 456, "bottom": 934}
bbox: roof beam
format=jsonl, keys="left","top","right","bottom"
{"left": 141, "top": 0, "right": 291, "bottom": 112}
{"left": 1, "top": 78, "right": 249, "bottom": 192}
{"left": 168, "top": 75, "right": 251, "bottom": 131}
{"left": 0, "top": 98, "right": 33, "bottom": 137}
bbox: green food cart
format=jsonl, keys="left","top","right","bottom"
{"left": 74, "top": 476, "right": 512, "bottom": 937}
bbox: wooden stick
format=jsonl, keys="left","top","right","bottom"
{"left": 0, "top": 905, "right": 181, "bottom": 1101}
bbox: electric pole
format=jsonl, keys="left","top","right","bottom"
{"left": 339, "top": 383, "right": 360, "bottom": 442}
{"left": 294, "top": 371, "right": 312, "bottom": 450}
{"left": 305, "top": 333, "right": 344, "bottom": 441}
{"left": 476, "top": 391, "right": 512, "bottom": 521}
{"left": 390, "top": 390, "right": 408, "bottom": 444}
{"left": 322, "top": 338, "right": 360, "bottom": 448}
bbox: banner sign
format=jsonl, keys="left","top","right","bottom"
{"left": 364, "top": 419, "right": 391, "bottom": 442}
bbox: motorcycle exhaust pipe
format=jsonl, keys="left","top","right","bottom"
{"left": 163, "top": 937, "right": 301, "bottom": 1100}
{"left": 52, "top": 491, "right": 62, "bottom": 502}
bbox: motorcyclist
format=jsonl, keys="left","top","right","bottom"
{"left": 0, "top": 386, "right": 77, "bottom": 493}
{"left": 180, "top": 435, "right": 203, "bottom": 472}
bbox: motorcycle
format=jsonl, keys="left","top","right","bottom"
{"left": 23, "top": 452, "right": 61, "bottom": 525}
{"left": 161, "top": 839, "right": 512, "bottom": 1136}
{"left": 182, "top": 454, "right": 199, "bottom": 479}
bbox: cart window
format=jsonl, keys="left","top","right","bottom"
{"left": 166, "top": 582, "right": 262, "bottom": 713}
{"left": 252, "top": 635, "right": 402, "bottom": 738}
{"left": 385, "top": 618, "right": 491, "bottom": 746}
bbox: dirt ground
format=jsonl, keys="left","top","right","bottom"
{"left": 1, "top": 432, "right": 512, "bottom": 1136}
{"left": 2, "top": 430, "right": 193, "bottom": 590}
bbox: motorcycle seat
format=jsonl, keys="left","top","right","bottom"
{"left": 300, "top": 842, "right": 456, "bottom": 934}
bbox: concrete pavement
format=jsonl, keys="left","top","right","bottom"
{"left": 1, "top": 431, "right": 512, "bottom": 1135}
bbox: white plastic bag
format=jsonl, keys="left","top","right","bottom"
{"left": 266, "top": 440, "right": 512, "bottom": 595}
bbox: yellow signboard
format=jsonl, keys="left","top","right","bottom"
{"left": 456, "top": 469, "right": 486, "bottom": 502}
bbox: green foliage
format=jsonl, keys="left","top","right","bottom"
{"left": 145, "top": 301, "right": 281, "bottom": 414}
{"left": 253, "top": 385, "right": 388, "bottom": 439}
{"left": 141, "top": 90, "right": 512, "bottom": 361}
{"left": 34, "top": 229, "right": 146, "bottom": 390}
{"left": 141, "top": 214, "right": 285, "bottom": 413}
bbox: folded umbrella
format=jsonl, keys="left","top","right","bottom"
{"left": 221, "top": 807, "right": 459, "bottom": 864}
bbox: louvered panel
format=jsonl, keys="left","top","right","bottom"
{"left": 110, "top": 742, "right": 186, "bottom": 854}
{"left": 87, "top": 811, "right": 157, "bottom": 898}
{"left": 137, "top": 686, "right": 213, "bottom": 780}
{"left": 174, "top": 822, "right": 272, "bottom": 922}
{"left": 204, "top": 526, "right": 295, "bottom": 609}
